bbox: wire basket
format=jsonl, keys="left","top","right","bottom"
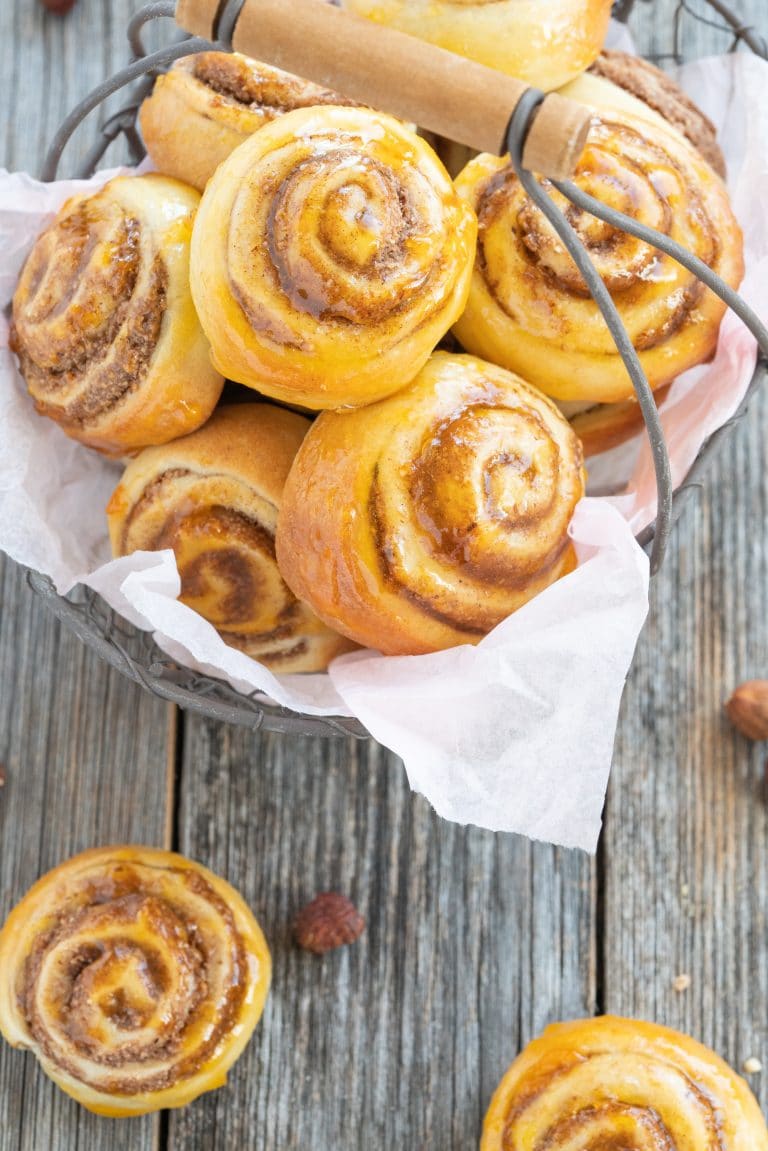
{"left": 24, "top": 0, "right": 768, "bottom": 738}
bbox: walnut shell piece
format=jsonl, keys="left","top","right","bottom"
{"left": 726, "top": 680, "right": 768, "bottom": 741}
{"left": 293, "top": 893, "right": 365, "bottom": 955}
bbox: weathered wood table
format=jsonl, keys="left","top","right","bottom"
{"left": 1, "top": 1, "right": 767, "bottom": 1147}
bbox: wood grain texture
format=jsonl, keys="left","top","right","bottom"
{"left": 169, "top": 729, "right": 596, "bottom": 1150}
{"left": 0, "top": 0, "right": 767, "bottom": 1148}
{"left": 0, "top": 558, "right": 173, "bottom": 1151}
{"left": 604, "top": 399, "right": 768, "bottom": 1098}
{"left": 168, "top": 1, "right": 768, "bottom": 1144}
{"left": 0, "top": 3, "right": 173, "bottom": 1149}
{"left": 601, "top": 0, "right": 768, "bottom": 1114}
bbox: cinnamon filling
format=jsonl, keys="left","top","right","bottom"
{"left": 501, "top": 1054, "right": 728, "bottom": 1151}
{"left": 475, "top": 120, "right": 719, "bottom": 352}
{"left": 226, "top": 632, "right": 310, "bottom": 665}
{"left": 120, "top": 470, "right": 310, "bottom": 657}
{"left": 245, "top": 150, "right": 445, "bottom": 332}
{"left": 191, "top": 53, "right": 350, "bottom": 115}
{"left": 368, "top": 471, "right": 485, "bottom": 636}
{"left": 366, "top": 391, "right": 578, "bottom": 636}
{"left": 14, "top": 224, "right": 168, "bottom": 429}
{"left": 18, "top": 865, "right": 248, "bottom": 1095}
{"left": 119, "top": 467, "right": 192, "bottom": 553}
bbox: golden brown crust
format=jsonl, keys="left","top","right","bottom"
{"left": 453, "top": 111, "right": 744, "bottom": 405}
{"left": 189, "top": 106, "right": 477, "bottom": 410}
{"left": 338, "top": 0, "right": 613, "bottom": 90}
{"left": 11, "top": 174, "right": 223, "bottom": 456}
{"left": 481, "top": 1016, "right": 768, "bottom": 1151}
{"left": 275, "top": 352, "right": 585, "bottom": 655}
{"left": 107, "top": 404, "right": 356, "bottom": 673}
{"left": 590, "top": 50, "right": 726, "bottom": 177}
{"left": 139, "top": 52, "right": 355, "bottom": 192}
{"left": 0, "top": 846, "right": 271, "bottom": 1117}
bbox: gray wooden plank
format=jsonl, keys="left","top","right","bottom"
{"left": 601, "top": 0, "right": 768, "bottom": 1112}
{"left": 0, "top": 2, "right": 174, "bottom": 1148}
{"left": 168, "top": 729, "right": 596, "bottom": 1150}
{"left": 169, "top": 3, "right": 768, "bottom": 1143}
{"left": 7, "top": 1, "right": 596, "bottom": 1143}
{"left": 0, "top": 558, "right": 174, "bottom": 1151}
{"left": 1, "top": 2, "right": 766, "bottom": 1150}
{"left": 604, "top": 389, "right": 768, "bottom": 1100}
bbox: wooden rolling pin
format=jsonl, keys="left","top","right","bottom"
{"left": 175, "top": 0, "right": 593, "bottom": 180}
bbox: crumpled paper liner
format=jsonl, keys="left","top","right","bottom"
{"left": 1, "top": 49, "right": 765, "bottom": 850}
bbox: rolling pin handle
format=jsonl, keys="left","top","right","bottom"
{"left": 175, "top": 0, "right": 592, "bottom": 179}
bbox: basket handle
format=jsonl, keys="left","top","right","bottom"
{"left": 175, "top": 0, "right": 593, "bottom": 180}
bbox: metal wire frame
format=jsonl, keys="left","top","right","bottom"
{"left": 26, "top": 570, "right": 369, "bottom": 737}
{"left": 23, "top": 0, "right": 768, "bottom": 736}
{"left": 621, "top": 0, "right": 768, "bottom": 60}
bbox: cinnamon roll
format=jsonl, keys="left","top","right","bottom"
{"left": 107, "top": 404, "right": 356, "bottom": 672}
{"left": 10, "top": 174, "right": 223, "bottom": 456}
{"left": 557, "top": 387, "right": 672, "bottom": 457}
{"left": 338, "top": 0, "right": 612, "bottom": 90}
{"left": 190, "top": 106, "right": 477, "bottom": 410}
{"left": 589, "top": 50, "right": 726, "bottom": 177}
{"left": 0, "top": 846, "right": 271, "bottom": 1116}
{"left": 482, "top": 1016, "right": 768, "bottom": 1150}
{"left": 453, "top": 110, "right": 744, "bottom": 416}
{"left": 139, "top": 52, "right": 355, "bottom": 192}
{"left": 275, "top": 352, "right": 585, "bottom": 655}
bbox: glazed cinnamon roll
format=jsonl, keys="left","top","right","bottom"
{"left": 139, "top": 52, "right": 355, "bottom": 192}
{"left": 338, "top": 0, "right": 612, "bottom": 90}
{"left": 482, "top": 1016, "right": 768, "bottom": 1150}
{"left": 11, "top": 174, "right": 223, "bottom": 456}
{"left": 453, "top": 110, "right": 744, "bottom": 412}
{"left": 107, "top": 404, "right": 356, "bottom": 672}
{"left": 190, "top": 106, "right": 477, "bottom": 410}
{"left": 588, "top": 51, "right": 726, "bottom": 177}
{"left": 0, "top": 846, "right": 271, "bottom": 1117}
{"left": 275, "top": 352, "right": 585, "bottom": 655}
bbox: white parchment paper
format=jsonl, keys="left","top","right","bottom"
{"left": 1, "top": 50, "right": 765, "bottom": 851}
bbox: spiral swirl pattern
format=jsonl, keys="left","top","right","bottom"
{"left": 276, "top": 352, "right": 584, "bottom": 655}
{"left": 11, "top": 174, "right": 223, "bottom": 455}
{"left": 481, "top": 1017, "right": 768, "bottom": 1151}
{"left": 139, "top": 52, "right": 355, "bottom": 192}
{"left": 0, "top": 847, "right": 271, "bottom": 1116}
{"left": 338, "top": 0, "right": 612, "bottom": 89}
{"left": 453, "top": 112, "right": 744, "bottom": 405}
{"left": 108, "top": 404, "right": 356, "bottom": 673}
{"left": 190, "top": 106, "right": 477, "bottom": 410}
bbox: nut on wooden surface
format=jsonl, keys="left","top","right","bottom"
{"left": 39, "top": 0, "right": 78, "bottom": 13}
{"left": 294, "top": 892, "right": 365, "bottom": 954}
{"left": 726, "top": 680, "right": 768, "bottom": 741}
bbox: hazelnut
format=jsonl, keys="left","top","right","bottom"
{"left": 726, "top": 681, "right": 768, "bottom": 742}
{"left": 40, "top": 0, "right": 78, "bottom": 13}
{"left": 293, "top": 892, "right": 365, "bottom": 955}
